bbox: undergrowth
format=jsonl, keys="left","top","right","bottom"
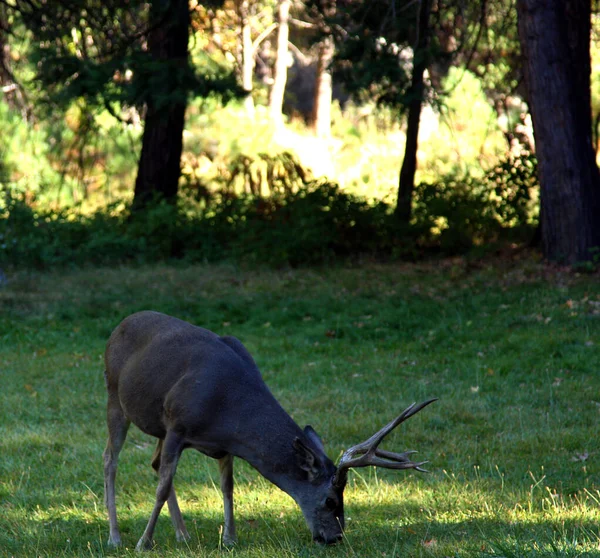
{"left": 0, "top": 152, "right": 538, "bottom": 269}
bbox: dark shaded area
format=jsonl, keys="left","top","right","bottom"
{"left": 0, "top": 152, "right": 538, "bottom": 269}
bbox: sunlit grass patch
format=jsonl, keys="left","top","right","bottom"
{"left": 0, "top": 258, "right": 598, "bottom": 557}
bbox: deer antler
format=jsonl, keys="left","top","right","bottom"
{"left": 333, "top": 398, "right": 437, "bottom": 488}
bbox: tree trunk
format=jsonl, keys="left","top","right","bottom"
{"left": 312, "top": 35, "right": 334, "bottom": 138}
{"left": 517, "top": 0, "right": 600, "bottom": 263}
{"left": 268, "top": 0, "right": 290, "bottom": 126}
{"left": 133, "top": 0, "right": 190, "bottom": 210}
{"left": 237, "top": 0, "right": 255, "bottom": 115}
{"left": 0, "top": 4, "right": 30, "bottom": 120}
{"left": 395, "top": 0, "right": 432, "bottom": 223}
{"left": 0, "top": 6, "right": 12, "bottom": 99}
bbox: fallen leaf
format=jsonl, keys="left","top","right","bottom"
{"left": 423, "top": 538, "right": 437, "bottom": 548}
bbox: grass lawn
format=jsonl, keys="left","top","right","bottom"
{"left": 0, "top": 256, "right": 598, "bottom": 557}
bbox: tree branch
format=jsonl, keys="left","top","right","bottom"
{"left": 252, "top": 21, "right": 277, "bottom": 53}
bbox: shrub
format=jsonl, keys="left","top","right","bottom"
{"left": 412, "top": 152, "right": 539, "bottom": 252}
{"left": 0, "top": 152, "right": 539, "bottom": 269}
{"left": 218, "top": 181, "right": 396, "bottom": 266}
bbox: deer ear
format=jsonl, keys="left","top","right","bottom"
{"left": 303, "top": 425, "right": 325, "bottom": 453}
{"left": 293, "top": 437, "right": 322, "bottom": 481}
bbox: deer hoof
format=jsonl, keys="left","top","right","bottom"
{"left": 107, "top": 535, "right": 122, "bottom": 548}
{"left": 175, "top": 530, "right": 191, "bottom": 543}
{"left": 135, "top": 538, "right": 154, "bottom": 552}
{"left": 222, "top": 535, "right": 237, "bottom": 548}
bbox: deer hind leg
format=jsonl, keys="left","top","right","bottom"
{"left": 136, "top": 430, "right": 185, "bottom": 551}
{"left": 219, "top": 454, "right": 236, "bottom": 546}
{"left": 103, "top": 393, "right": 131, "bottom": 547}
{"left": 151, "top": 439, "right": 190, "bottom": 543}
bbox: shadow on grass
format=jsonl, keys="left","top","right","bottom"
{"left": 5, "top": 500, "right": 600, "bottom": 557}
{"left": 342, "top": 501, "right": 600, "bottom": 557}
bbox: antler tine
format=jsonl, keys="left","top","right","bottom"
{"left": 341, "top": 398, "right": 437, "bottom": 460}
{"left": 374, "top": 449, "right": 417, "bottom": 462}
{"left": 343, "top": 403, "right": 418, "bottom": 456}
{"left": 377, "top": 450, "right": 430, "bottom": 473}
{"left": 333, "top": 398, "right": 437, "bottom": 487}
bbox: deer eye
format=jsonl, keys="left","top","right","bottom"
{"left": 325, "top": 497, "right": 337, "bottom": 510}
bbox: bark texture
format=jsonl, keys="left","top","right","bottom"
{"left": 312, "top": 35, "right": 334, "bottom": 138}
{"left": 517, "top": 0, "right": 600, "bottom": 263}
{"left": 312, "top": 0, "right": 335, "bottom": 139}
{"left": 237, "top": 0, "right": 255, "bottom": 115}
{"left": 395, "top": 0, "right": 432, "bottom": 223}
{"left": 0, "top": 5, "right": 30, "bottom": 120}
{"left": 133, "top": 0, "right": 190, "bottom": 209}
{"left": 268, "top": 0, "right": 291, "bottom": 125}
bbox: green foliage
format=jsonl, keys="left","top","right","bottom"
{"left": 0, "top": 179, "right": 395, "bottom": 268}
{"left": 325, "top": 0, "right": 432, "bottom": 111}
{"left": 16, "top": 1, "right": 239, "bottom": 112}
{"left": 422, "top": 68, "right": 507, "bottom": 180}
{"left": 5, "top": 0, "right": 241, "bottom": 207}
{"left": 211, "top": 181, "right": 396, "bottom": 265}
{"left": 485, "top": 151, "right": 539, "bottom": 226}
{"left": 182, "top": 151, "right": 313, "bottom": 198}
{"left": 0, "top": 149, "right": 540, "bottom": 268}
{"left": 0, "top": 189, "right": 125, "bottom": 267}
{"left": 413, "top": 152, "right": 539, "bottom": 251}
{"left": 0, "top": 97, "right": 63, "bottom": 198}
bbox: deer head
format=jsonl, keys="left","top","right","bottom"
{"left": 289, "top": 399, "right": 437, "bottom": 544}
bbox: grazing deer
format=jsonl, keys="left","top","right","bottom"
{"left": 103, "top": 311, "right": 436, "bottom": 549}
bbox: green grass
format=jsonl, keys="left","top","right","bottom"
{"left": 0, "top": 257, "right": 599, "bottom": 557}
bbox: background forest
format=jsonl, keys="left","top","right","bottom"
{"left": 0, "top": 0, "right": 598, "bottom": 268}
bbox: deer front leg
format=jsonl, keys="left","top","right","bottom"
{"left": 136, "top": 431, "right": 184, "bottom": 552}
{"left": 219, "top": 454, "right": 236, "bottom": 546}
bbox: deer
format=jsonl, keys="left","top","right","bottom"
{"left": 103, "top": 311, "right": 436, "bottom": 550}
